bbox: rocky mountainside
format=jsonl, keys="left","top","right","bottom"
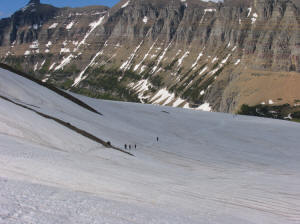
{"left": 1, "top": 0, "right": 300, "bottom": 118}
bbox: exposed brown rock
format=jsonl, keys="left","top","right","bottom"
{"left": 0, "top": 0, "right": 300, "bottom": 114}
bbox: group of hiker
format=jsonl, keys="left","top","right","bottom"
{"left": 124, "top": 137, "right": 159, "bottom": 150}
{"left": 124, "top": 144, "right": 136, "bottom": 150}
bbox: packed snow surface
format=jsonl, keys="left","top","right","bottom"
{"left": 0, "top": 68, "right": 300, "bottom": 223}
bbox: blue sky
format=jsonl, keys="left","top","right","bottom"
{"left": 0, "top": 0, "right": 120, "bottom": 19}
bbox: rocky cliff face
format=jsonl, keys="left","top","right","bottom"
{"left": 1, "top": 0, "right": 300, "bottom": 117}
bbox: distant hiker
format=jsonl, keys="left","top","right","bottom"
{"left": 134, "top": 144, "right": 136, "bottom": 149}
{"left": 157, "top": 137, "right": 159, "bottom": 142}
{"left": 129, "top": 145, "right": 131, "bottom": 150}
{"left": 124, "top": 144, "right": 127, "bottom": 150}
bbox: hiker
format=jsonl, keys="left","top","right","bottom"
{"left": 157, "top": 137, "right": 159, "bottom": 142}
{"left": 129, "top": 145, "right": 131, "bottom": 150}
{"left": 124, "top": 144, "right": 127, "bottom": 150}
{"left": 134, "top": 144, "right": 136, "bottom": 149}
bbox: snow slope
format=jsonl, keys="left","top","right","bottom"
{"left": 0, "top": 67, "right": 300, "bottom": 223}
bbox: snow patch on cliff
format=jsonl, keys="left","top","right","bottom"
{"left": 134, "top": 41, "right": 157, "bottom": 72}
{"left": 73, "top": 50, "right": 103, "bottom": 86}
{"left": 177, "top": 51, "right": 190, "bottom": 68}
{"left": 143, "top": 16, "right": 148, "bottom": 24}
{"left": 152, "top": 42, "right": 173, "bottom": 74}
{"left": 151, "top": 88, "right": 173, "bottom": 104}
{"left": 24, "top": 50, "right": 31, "bottom": 56}
{"left": 66, "top": 21, "right": 75, "bottom": 30}
{"left": 29, "top": 41, "right": 39, "bottom": 49}
{"left": 192, "top": 51, "right": 204, "bottom": 69}
{"left": 196, "top": 102, "right": 212, "bottom": 111}
{"left": 54, "top": 54, "right": 74, "bottom": 71}
{"left": 60, "top": 48, "right": 70, "bottom": 54}
{"left": 251, "top": 13, "right": 258, "bottom": 24}
{"left": 76, "top": 15, "right": 106, "bottom": 50}
{"left": 121, "top": 1, "right": 130, "bottom": 8}
{"left": 120, "top": 41, "right": 144, "bottom": 71}
{"left": 235, "top": 59, "right": 241, "bottom": 65}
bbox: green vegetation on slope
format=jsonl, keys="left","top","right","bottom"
{"left": 238, "top": 104, "right": 300, "bottom": 122}
{"left": 70, "top": 66, "right": 140, "bottom": 103}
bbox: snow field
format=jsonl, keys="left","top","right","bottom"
{"left": 0, "top": 68, "right": 300, "bottom": 223}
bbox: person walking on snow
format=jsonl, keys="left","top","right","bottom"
{"left": 124, "top": 144, "right": 127, "bottom": 150}
{"left": 157, "top": 137, "right": 159, "bottom": 142}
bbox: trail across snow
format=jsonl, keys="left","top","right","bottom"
{"left": 0, "top": 68, "right": 300, "bottom": 223}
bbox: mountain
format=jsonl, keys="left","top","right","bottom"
{"left": 0, "top": 0, "right": 300, "bottom": 119}
{"left": 1, "top": 64, "right": 300, "bottom": 223}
